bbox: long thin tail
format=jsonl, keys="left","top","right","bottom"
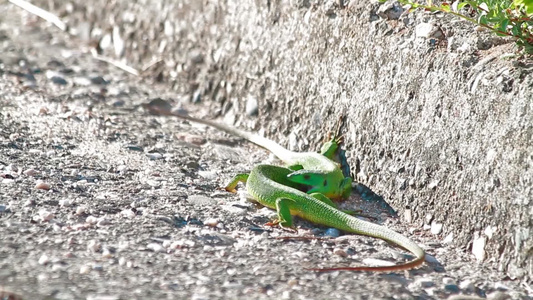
{"left": 142, "top": 99, "right": 291, "bottom": 157}
{"left": 171, "top": 111, "right": 291, "bottom": 159}
{"left": 306, "top": 254, "right": 424, "bottom": 272}
{"left": 308, "top": 216, "right": 425, "bottom": 272}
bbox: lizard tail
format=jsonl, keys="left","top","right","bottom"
{"left": 172, "top": 111, "right": 291, "bottom": 159}
{"left": 307, "top": 215, "right": 426, "bottom": 272}
{"left": 305, "top": 255, "right": 425, "bottom": 272}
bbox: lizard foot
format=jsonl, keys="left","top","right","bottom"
{"left": 265, "top": 220, "right": 298, "bottom": 233}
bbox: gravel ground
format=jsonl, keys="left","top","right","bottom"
{"left": 0, "top": 3, "right": 532, "bottom": 300}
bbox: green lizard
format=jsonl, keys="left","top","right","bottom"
{"left": 225, "top": 164, "right": 426, "bottom": 272}
{"left": 143, "top": 99, "right": 352, "bottom": 200}
{"left": 143, "top": 100, "right": 424, "bottom": 271}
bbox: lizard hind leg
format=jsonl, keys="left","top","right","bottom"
{"left": 274, "top": 198, "right": 296, "bottom": 228}
{"left": 309, "top": 192, "right": 337, "bottom": 208}
{"left": 224, "top": 173, "right": 249, "bottom": 193}
{"left": 339, "top": 177, "right": 353, "bottom": 199}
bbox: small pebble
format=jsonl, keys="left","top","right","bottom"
{"left": 424, "top": 253, "right": 438, "bottom": 264}
{"left": 90, "top": 75, "right": 108, "bottom": 85}
{"left": 428, "top": 180, "right": 439, "bottom": 189}
{"left": 415, "top": 23, "right": 436, "bottom": 38}
{"left": 443, "top": 233, "right": 454, "bottom": 244}
{"left": 410, "top": 277, "right": 435, "bottom": 288}
{"left": 226, "top": 268, "right": 237, "bottom": 275}
{"left": 101, "top": 248, "right": 112, "bottom": 259}
{"left": 333, "top": 248, "right": 348, "bottom": 257}
{"left": 147, "top": 153, "right": 163, "bottom": 160}
{"left": 28, "top": 149, "right": 42, "bottom": 155}
{"left": 116, "top": 165, "right": 128, "bottom": 173}
{"left": 425, "top": 213, "right": 433, "bottom": 224}
{"left": 444, "top": 284, "right": 461, "bottom": 293}
{"left": 51, "top": 263, "right": 66, "bottom": 272}
{"left": 38, "top": 254, "right": 50, "bottom": 265}
{"left": 46, "top": 70, "right": 68, "bottom": 85}
{"left": 204, "top": 218, "right": 219, "bottom": 227}
{"left": 118, "top": 257, "right": 126, "bottom": 266}
{"left": 324, "top": 228, "right": 340, "bottom": 238}
{"left": 494, "top": 282, "right": 510, "bottom": 291}
{"left": 72, "top": 223, "right": 88, "bottom": 231}
{"left": 120, "top": 209, "right": 136, "bottom": 218}
{"left": 147, "top": 243, "right": 165, "bottom": 253}
{"left": 484, "top": 225, "right": 496, "bottom": 239}
{"left": 442, "top": 277, "right": 456, "bottom": 285}
{"left": 37, "top": 273, "right": 48, "bottom": 282}
{"left": 79, "top": 265, "right": 91, "bottom": 274}
{"left": 404, "top": 208, "right": 412, "bottom": 223}
{"left": 59, "top": 199, "right": 74, "bottom": 207}
{"left": 97, "top": 217, "right": 111, "bottom": 226}
{"left": 92, "top": 264, "right": 104, "bottom": 272}
{"left": 170, "top": 240, "right": 195, "bottom": 249}
{"left": 472, "top": 233, "right": 486, "bottom": 261}
{"left": 87, "top": 240, "right": 101, "bottom": 253}
{"left": 459, "top": 279, "right": 476, "bottom": 293}
{"left": 76, "top": 206, "right": 87, "bottom": 215}
{"left": 86, "top": 216, "right": 98, "bottom": 225}
{"left": 431, "top": 221, "right": 443, "bottom": 235}
{"left": 281, "top": 291, "right": 291, "bottom": 300}
{"left": 35, "top": 181, "right": 51, "bottom": 190}
{"left": 245, "top": 96, "right": 258, "bottom": 116}
{"left": 39, "top": 209, "right": 54, "bottom": 221}
{"left": 287, "top": 279, "right": 298, "bottom": 287}
{"left": 2, "top": 178, "right": 15, "bottom": 184}
{"left": 24, "top": 169, "right": 38, "bottom": 176}
{"left": 72, "top": 76, "right": 92, "bottom": 86}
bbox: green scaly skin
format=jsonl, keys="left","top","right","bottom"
{"left": 225, "top": 164, "right": 426, "bottom": 272}
{"left": 172, "top": 112, "right": 352, "bottom": 200}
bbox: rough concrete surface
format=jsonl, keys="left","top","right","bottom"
{"left": 0, "top": 0, "right": 532, "bottom": 299}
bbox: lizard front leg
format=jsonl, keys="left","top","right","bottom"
{"left": 224, "top": 173, "right": 249, "bottom": 193}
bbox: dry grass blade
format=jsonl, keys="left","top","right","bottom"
{"left": 8, "top": 0, "right": 66, "bottom": 31}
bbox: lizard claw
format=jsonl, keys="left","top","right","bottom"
{"left": 265, "top": 220, "right": 298, "bottom": 233}
{"left": 224, "top": 187, "right": 237, "bottom": 193}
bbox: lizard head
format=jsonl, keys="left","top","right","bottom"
{"left": 286, "top": 170, "right": 351, "bottom": 201}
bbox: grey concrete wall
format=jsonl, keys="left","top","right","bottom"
{"left": 40, "top": 0, "right": 532, "bottom": 280}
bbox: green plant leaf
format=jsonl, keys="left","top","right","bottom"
{"left": 512, "top": 24, "right": 522, "bottom": 35}
{"left": 500, "top": 19, "right": 510, "bottom": 31}
{"left": 457, "top": 2, "right": 469, "bottom": 10}
{"left": 514, "top": 0, "right": 533, "bottom": 15}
